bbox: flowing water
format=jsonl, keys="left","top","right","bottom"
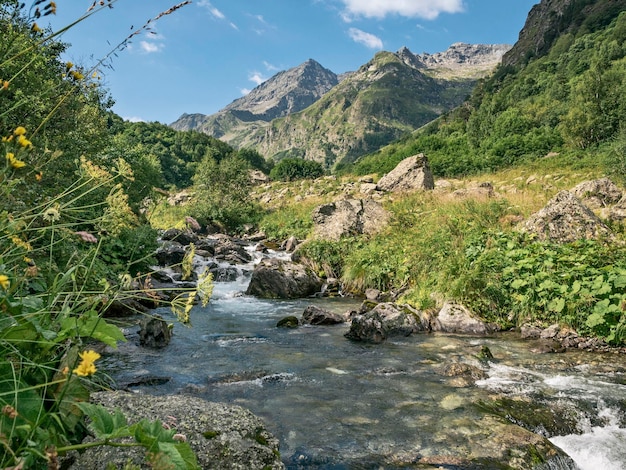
{"left": 103, "top": 247, "right": 626, "bottom": 469}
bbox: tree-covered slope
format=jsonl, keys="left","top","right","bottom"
{"left": 349, "top": 3, "right": 626, "bottom": 180}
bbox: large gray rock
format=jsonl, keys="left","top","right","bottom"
{"left": 301, "top": 305, "right": 346, "bottom": 325}
{"left": 570, "top": 177, "right": 623, "bottom": 209}
{"left": 154, "top": 241, "right": 186, "bottom": 266}
{"left": 139, "top": 315, "right": 172, "bottom": 348}
{"left": 312, "top": 198, "right": 389, "bottom": 241}
{"left": 69, "top": 391, "right": 284, "bottom": 470}
{"left": 345, "top": 303, "right": 428, "bottom": 343}
{"left": 431, "top": 301, "right": 495, "bottom": 335}
{"left": 519, "top": 190, "right": 613, "bottom": 243}
{"left": 376, "top": 154, "right": 435, "bottom": 192}
{"left": 246, "top": 258, "right": 323, "bottom": 299}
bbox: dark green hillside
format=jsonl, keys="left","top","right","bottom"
{"left": 349, "top": 8, "right": 626, "bottom": 179}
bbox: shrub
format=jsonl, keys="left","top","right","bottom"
{"left": 269, "top": 157, "right": 325, "bottom": 181}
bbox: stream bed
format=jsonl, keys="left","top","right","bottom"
{"left": 102, "top": 250, "right": 626, "bottom": 469}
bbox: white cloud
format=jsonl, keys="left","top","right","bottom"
{"left": 139, "top": 41, "right": 163, "bottom": 53}
{"left": 249, "top": 71, "right": 268, "bottom": 86}
{"left": 198, "top": 0, "right": 225, "bottom": 19}
{"left": 240, "top": 88, "right": 252, "bottom": 95}
{"left": 263, "top": 61, "right": 280, "bottom": 72}
{"left": 348, "top": 27, "right": 383, "bottom": 49}
{"left": 340, "top": 0, "right": 465, "bottom": 20}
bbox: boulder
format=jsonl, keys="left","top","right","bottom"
{"left": 154, "top": 241, "right": 187, "bottom": 266}
{"left": 102, "top": 298, "right": 150, "bottom": 318}
{"left": 210, "top": 266, "right": 240, "bottom": 282}
{"left": 375, "top": 154, "right": 435, "bottom": 192}
{"left": 301, "top": 305, "right": 346, "bottom": 325}
{"left": 139, "top": 315, "right": 172, "bottom": 349}
{"left": 69, "top": 391, "right": 284, "bottom": 470}
{"left": 345, "top": 303, "right": 428, "bottom": 343}
{"left": 519, "top": 190, "right": 613, "bottom": 243}
{"left": 276, "top": 316, "right": 300, "bottom": 328}
{"left": 246, "top": 258, "right": 323, "bottom": 299}
{"left": 312, "top": 198, "right": 389, "bottom": 241}
{"left": 213, "top": 236, "right": 252, "bottom": 263}
{"left": 570, "top": 177, "right": 623, "bottom": 209}
{"left": 160, "top": 228, "right": 199, "bottom": 246}
{"left": 431, "top": 301, "right": 495, "bottom": 335}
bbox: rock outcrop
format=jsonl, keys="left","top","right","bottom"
{"left": 431, "top": 302, "right": 497, "bottom": 335}
{"left": 69, "top": 391, "right": 284, "bottom": 470}
{"left": 139, "top": 315, "right": 172, "bottom": 349}
{"left": 346, "top": 301, "right": 495, "bottom": 343}
{"left": 312, "top": 198, "right": 389, "bottom": 241}
{"left": 246, "top": 258, "right": 323, "bottom": 299}
{"left": 301, "top": 305, "right": 346, "bottom": 325}
{"left": 570, "top": 177, "right": 623, "bottom": 209}
{"left": 376, "top": 154, "right": 435, "bottom": 193}
{"left": 345, "top": 303, "right": 429, "bottom": 343}
{"left": 519, "top": 190, "right": 613, "bottom": 242}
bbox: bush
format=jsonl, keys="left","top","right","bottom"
{"left": 269, "top": 157, "right": 325, "bottom": 181}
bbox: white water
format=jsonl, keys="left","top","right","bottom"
{"left": 477, "top": 362, "right": 626, "bottom": 470}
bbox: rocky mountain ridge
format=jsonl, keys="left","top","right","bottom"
{"left": 171, "top": 59, "right": 337, "bottom": 137}
{"left": 170, "top": 43, "right": 510, "bottom": 165}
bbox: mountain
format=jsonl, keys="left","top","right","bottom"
{"left": 503, "top": 0, "right": 626, "bottom": 67}
{"left": 252, "top": 44, "right": 510, "bottom": 167}
{"left": 170, "top": 59, "right": 338, "bottom": 143}
{"left": 171, "top": 43, "right": 509, "bottom": 167}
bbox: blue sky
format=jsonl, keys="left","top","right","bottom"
{"left": 44, "top": 0, "right": 538, "bottom": 124}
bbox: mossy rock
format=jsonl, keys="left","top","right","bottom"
{"left": 276, "top": 316, "right": 299, "bottom": 328}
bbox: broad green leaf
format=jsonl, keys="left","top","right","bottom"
{"left": 548, "top": 297, "right": 566, "bottom": 313}
{"left": 586, "top": 311, "right": 605, "bottom": 329}
{"left": 510, "top": 279, "right": 527, "bottom": 290}
{"left": 77, "top": 403, "right": 131, "bottom": 440}
{"left": 158, "top": 441, "right": 200, "bottom": 470}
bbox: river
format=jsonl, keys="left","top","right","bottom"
{"left": 102, "top": 247, "right": 626, "bottom": 469}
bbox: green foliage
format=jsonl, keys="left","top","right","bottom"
{"left": 270, "top": 158, "right": 325, "bottom": 181}
{"left": 0, "top": 2, "right": 205, "bottom": 467}
{"left": 113, "top": 121, "right": 235, "bottom": 189}
{"left": 296, "top": 239, "right": 350, "bottom": 279}
{"left": 349, "top": 11, "right": 626, "bottom": 179}
{"left": 191, "top": 154, "right": 262, "bottom": 232}
{"left": 456, "top": 232, "right": 626, "bottom": 343}
{"left": 258, "top": 201, "right": 317, "bottom": 241}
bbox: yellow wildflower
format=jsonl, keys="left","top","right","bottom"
{"left": 31, "top": 23, "right": 42, "bottom": 33}
{"left": 70, "top": 70, "right": 84, "bottom": 81}
{"left": 6, "top": 153, "right": 26, "bottom": 169}
{"left": 12, "top": 236, "right": 32, "bottom": 251}
{"left": 35, "top": 171, "right": 43, "bottom": 181}
{"left": 0, "top": 274, "right": 9, "bottom": 290}
{"left": 73, "top": 350, "right": 101, "bottom": 377}
{"left": 17, "top": 135, "right": 33, "bottom": 148}
{"left": 13, "top": 127, "right": 26, "bottom": 136}
{"left": 2, "top": 80, "right": 8, "bottom": 90}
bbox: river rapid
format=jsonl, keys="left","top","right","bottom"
{"left": 103, "top": 246, "right": 626, "bottom": 469}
